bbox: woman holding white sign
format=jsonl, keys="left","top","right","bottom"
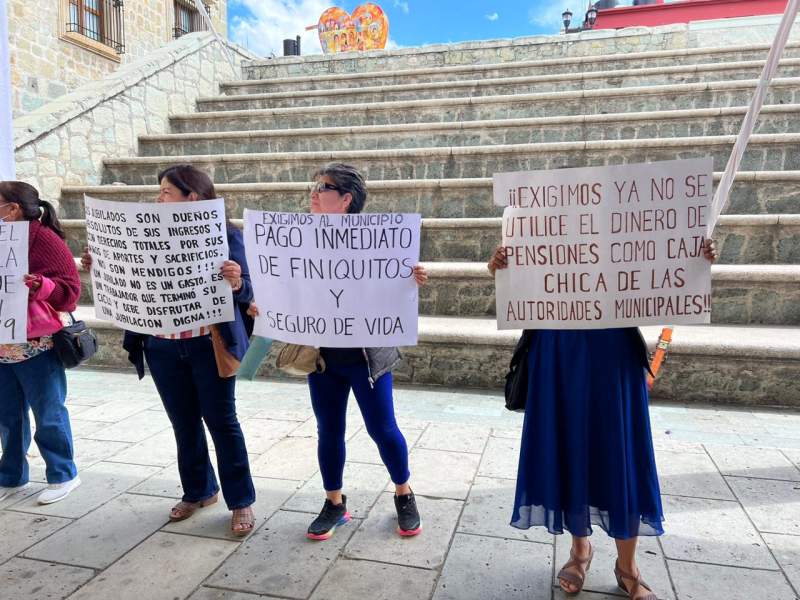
{"left": 488, "top": 241, "right": 716, "bottom": 600}
{"left": 0, "top": 182, "right": 82, "bottom": 505}
{"left": 249, "top": 163, "right": 428, "bottom": 540}
{"left": 81, "top": 165, "right": 257, "bottom": 536}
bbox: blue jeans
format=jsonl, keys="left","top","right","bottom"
{"left": 0, "top": 350, "right": 77, "bottom": 486}
{"left": 144, "top": 335, "right": 255, "bottom": 509}
{"left": 308, "top": 363, "right": 410, "bottom": 491}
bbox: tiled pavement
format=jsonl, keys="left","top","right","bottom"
{"left": 1, "top": 369, "right": 799, "bottom": 600}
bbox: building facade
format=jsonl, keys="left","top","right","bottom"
{"left": 6, "top": 0, "right": 227, "bottom": 115}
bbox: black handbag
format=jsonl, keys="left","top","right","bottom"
{"left": 504, "top": 330, "right": 533, "bottom": 412}
{"left": 52, "top": 314, "right": 98, "bottom": 369}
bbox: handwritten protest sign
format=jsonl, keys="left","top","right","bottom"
{"left": 244, "top": 210, "right": 421, "bottom": 347}
{"left": 0, "top": 222, "right": 28, "bottom": 343}
{"left": 493, "top": 158, "right": 713, "bottom": 329}
{"left": 85, "top": 196, "right": 233, "bottom": 335}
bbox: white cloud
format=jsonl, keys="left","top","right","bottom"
{"left": 229, "top": 0, "right": 331, "bottom": 57}
{"left": 528, "top": 4, "right": 569, "bottom": 30}
{"left": 485, "top": 12, "right": 499, "bottom": 21}
{"left": 393, "top": 0, "right": 410, "bottom": 14}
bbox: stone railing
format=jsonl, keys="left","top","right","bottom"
{"left": 12, "top": 31, "right": 256, "bottom": 205}
{"left": 242, "top": 14, "right": 799, "bottom": 79}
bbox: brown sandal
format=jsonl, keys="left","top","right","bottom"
{"left": 168, "top": 493, "right": 219, "bottom": 522}
{"left": 615, "top": 560, "right": 658, "bottom": 600}
{"left": 231, "top": 505, "right": 255, "bottom": 537}
{"left": 557, "top": 543, "right": 593, "bottom": 595}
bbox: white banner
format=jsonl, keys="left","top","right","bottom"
{"left": 0, "top": 221, "right": 29, "bottom": 343}
{"left": 244, "top": 210, "right": 421, "bottom": 347}
{"left": 0, "top": 0, "right": 15, "bottom": 180}
{"left": 493, "top": 159, "right": 713, "bottom": 330}
{"left": 85, "top": 196, "right": 234, "bottom": 335}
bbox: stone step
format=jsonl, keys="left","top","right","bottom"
{"left": 59, "top": 172, "right": 800, "bottom": 219}
{"left": 225, "top": 44, "right": 800, "bottom": 94}
{"left": 101, "top": 134, "right": 800, "bottom": 185}
{"left": 62, "top": 215, "right": 800, "bottom": 266}
{"left": 71, "top": 305, "right": 800, "bottom": 406}
{"left": 170, "top": 77, "right": 800, "bottom": 133}
{"left": 140, "top": 105, "right": 800, "bottom": 157}
{"left": 72, "top": 258, "right": 800, "bottom": 326}
{"left": 201, "top": 59, "right": 800, "bottom": 111}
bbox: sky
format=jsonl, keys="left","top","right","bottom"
{"left": 227, "top": 1, "right": 594, "bottom": 58}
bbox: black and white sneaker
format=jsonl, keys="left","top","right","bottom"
{"left": 307, "top": 496, "right": 351, "bottom": 540}
{"left": 394, "top": 491, "right": 422, "bottom": 536}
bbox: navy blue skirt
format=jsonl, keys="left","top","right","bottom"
{"left": 510, "top": 328, "right": 664, "bottom": 539}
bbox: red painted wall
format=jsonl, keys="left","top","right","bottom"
{"left": 594, "top": 0, "right": 789, "bottom": 30}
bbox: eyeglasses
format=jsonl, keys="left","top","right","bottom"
{"left": 311, "top": 182, "right": 342, "bottom": 194}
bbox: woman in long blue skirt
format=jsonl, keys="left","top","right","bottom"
{"left": 488, "top": 241, "right": 716, "bottom": 600}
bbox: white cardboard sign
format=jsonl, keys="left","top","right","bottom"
{"left": 85, "top": 196, "right": 234, "bottom": 335}
{"left": 244, "top": 210, "right": 421, "bottom": 347}
{"left": 493, "top": 158, "right": 713, "bottom": 329}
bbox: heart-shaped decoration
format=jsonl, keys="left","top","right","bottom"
{"left": 318, "top": 3, "right": 389, "bottom": 54}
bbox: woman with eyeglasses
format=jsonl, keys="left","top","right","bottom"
{"left": 0, "top": 182, "right": 82, "bottom": 505}
{"left": 249, "top": 163, "right": 427, "bottom": 540}
{"left": 81, "top": 165, "right": 257, "bottom": 536}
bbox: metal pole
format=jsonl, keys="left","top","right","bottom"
{"left": 0, "top": 0, "right": 15, "bottom": 180}
{"left": 192, "top": 0, "right": 238, "bottom": 78}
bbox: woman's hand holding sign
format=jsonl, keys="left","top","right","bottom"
{"left": 221, "top": 260, "right": 243, "bottom": 292}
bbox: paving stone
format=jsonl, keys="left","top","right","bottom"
{"left": 0, "top": 511, "right": 72, "bottom": 563}
{"left": 105, "top": 429, "right": 178, "bottom": 467}
{"left": 163, "top": 476, "right": 299, "bottom": 539}
{"left": 0, "top": 557, "right": 94, "bottom": 599}
{"left": 705, "top": 445, "right": 800, "bottom": 481}
{"left": 87, "top": 410, "right": 172, "bottom": 443}
{"left": 69, "top": 532, "right": 238, "bottom": 600}
{"left": 189, "top": 589, "right": 282, "bottom": 600}
{"left": 656, "top": 450, "right": 736, "bottom": 501}
{"left": 23, "top": 493, "right": 174, "bottom": 568}
{"left": 309, "top": 558, "right": 438, "bottom": 600}
{"left": 74, "top": 399, "right": 158, "bottom": 423}
{"left": 250, "top": 406, "right": 312, "bottom": 421}
{"left": 69, "top": 418, "right": 112, "bottom": 439}
{"left": 249, "top": 436, "right": 320, "bottom": 480}
{"left": 554, "top": 532, "right": 674, "bottom": 599}
{"left": 651, "top": 437, "right": 706, "bottom": 454}
{"left": 71, "top": 438, "right": 131, "bottom": 469}
{"left": 239, "top": 417, "right": 303, "bottom": 454}
{"left": 416, "top": 422, "right": 490, "bottom": 454}
{"left": 288, "top": 414, "right": 363, "bottom": 440}
{"left": 433, "top": 533, "right": 552, "bottom": 600}
{"left": 478, "top": 437, "right": 520, "bottom": 480}
{"left": 491, "top": 427, "right": 521, "bottom": 440}
{"left": 345, "top": 492, "right": 462, "bottom": 569}
{"left": 285, "top": 462, "right": 389, "bottom": 519}
{"left": 345, "top": 427, "right": 423, "bottom": 465}
{"left": 129, "top": 462, "right": 183, "bottom": 499}
{"left": 0, "top": 482, "right": 44, "bottom": 510}
{"left": 404, "top": 448, "right": 480, "bottom": 500}
{"left": 458, "top": 476, "right": 552, "bottom": 544}
{"left": 8, "top": 461, "right": 161, "bottom": 519}
{"left": 659, "top": 495, "right": 777, "bottom": 570}
{"left": 65, "top": 403, "right": 98, "bottom": 415}
{"left": 783, "top": 448, "right": 800, "bottom": 470}
{"left": 667, "top": 560, "right": 798, "bottom": 600}
{"left": 762, "top": 533, "right": 800, "bottom": 595}
{"left": 727, "top": 476, "right": 800, "bottom": 535}
{"left": 206, "top": 509, "right": 356, "bottom": 598}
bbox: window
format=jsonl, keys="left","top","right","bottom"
{"left": 65, "top": 0, "right": 125, "bottom": 54}
{"left": 174, "top": 0, "right": 210, "bottom": 39}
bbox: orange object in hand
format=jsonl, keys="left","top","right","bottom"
{"left": 647, "top": 327, "right": 673, "bottom": 391}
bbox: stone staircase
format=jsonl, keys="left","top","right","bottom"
{"left": 59, "top": 34, "right": 800, "bottom": 407}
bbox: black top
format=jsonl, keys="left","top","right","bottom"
{"left": 320, "top": 347, "right": 365, "bottom": 366}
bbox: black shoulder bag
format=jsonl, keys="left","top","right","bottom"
{"left": 53, "top": 314, "right": 98, "bottom": 369}
{"left": 504, "top": 330, "right": 533, "bottom": 412}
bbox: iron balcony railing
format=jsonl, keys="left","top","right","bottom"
{"left": 66, "top": 0, "right": 125, "bottom": 54}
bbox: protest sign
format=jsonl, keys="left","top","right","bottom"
{"left": 243, "top": 210, "right": 421, "bottom": 347}
{"left": 85, "top": 196, "right": 233, "bottom": 335}
{"left": 0, "top": 221, "right": 28, "bottom": 343}
{"left": 493, "top": 158, "right": 713, "bottom": 330}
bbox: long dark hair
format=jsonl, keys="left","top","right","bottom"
{"left": 157, "top": 164, "right": 235, "bottom": 229}
{"left": 0, "top": 181, "right": 66, "bottom": 239}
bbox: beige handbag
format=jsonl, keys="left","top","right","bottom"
{"left": 276, "top": 343, "right": 326, "bottom": 375}
{"left": 210, "top": 325, "right": 240, "bottom": 378}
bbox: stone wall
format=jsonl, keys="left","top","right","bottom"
{"left": 12, "top": 31, "right": 254, "bottom": 204}
{"left": 6, "top": 0, "right": 228, "bottom": 115}
{"left": 243, "top": 14, "right": 799, "bottom": 79}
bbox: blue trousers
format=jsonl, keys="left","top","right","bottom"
{"left": 144, "top": 336, "right": 255, "bottom": 509}
{"left": 308, "top": 363, "right": 410, "bottom": 491}
{"left": 0, "top": 350, "right": 77, "bottom": 486}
